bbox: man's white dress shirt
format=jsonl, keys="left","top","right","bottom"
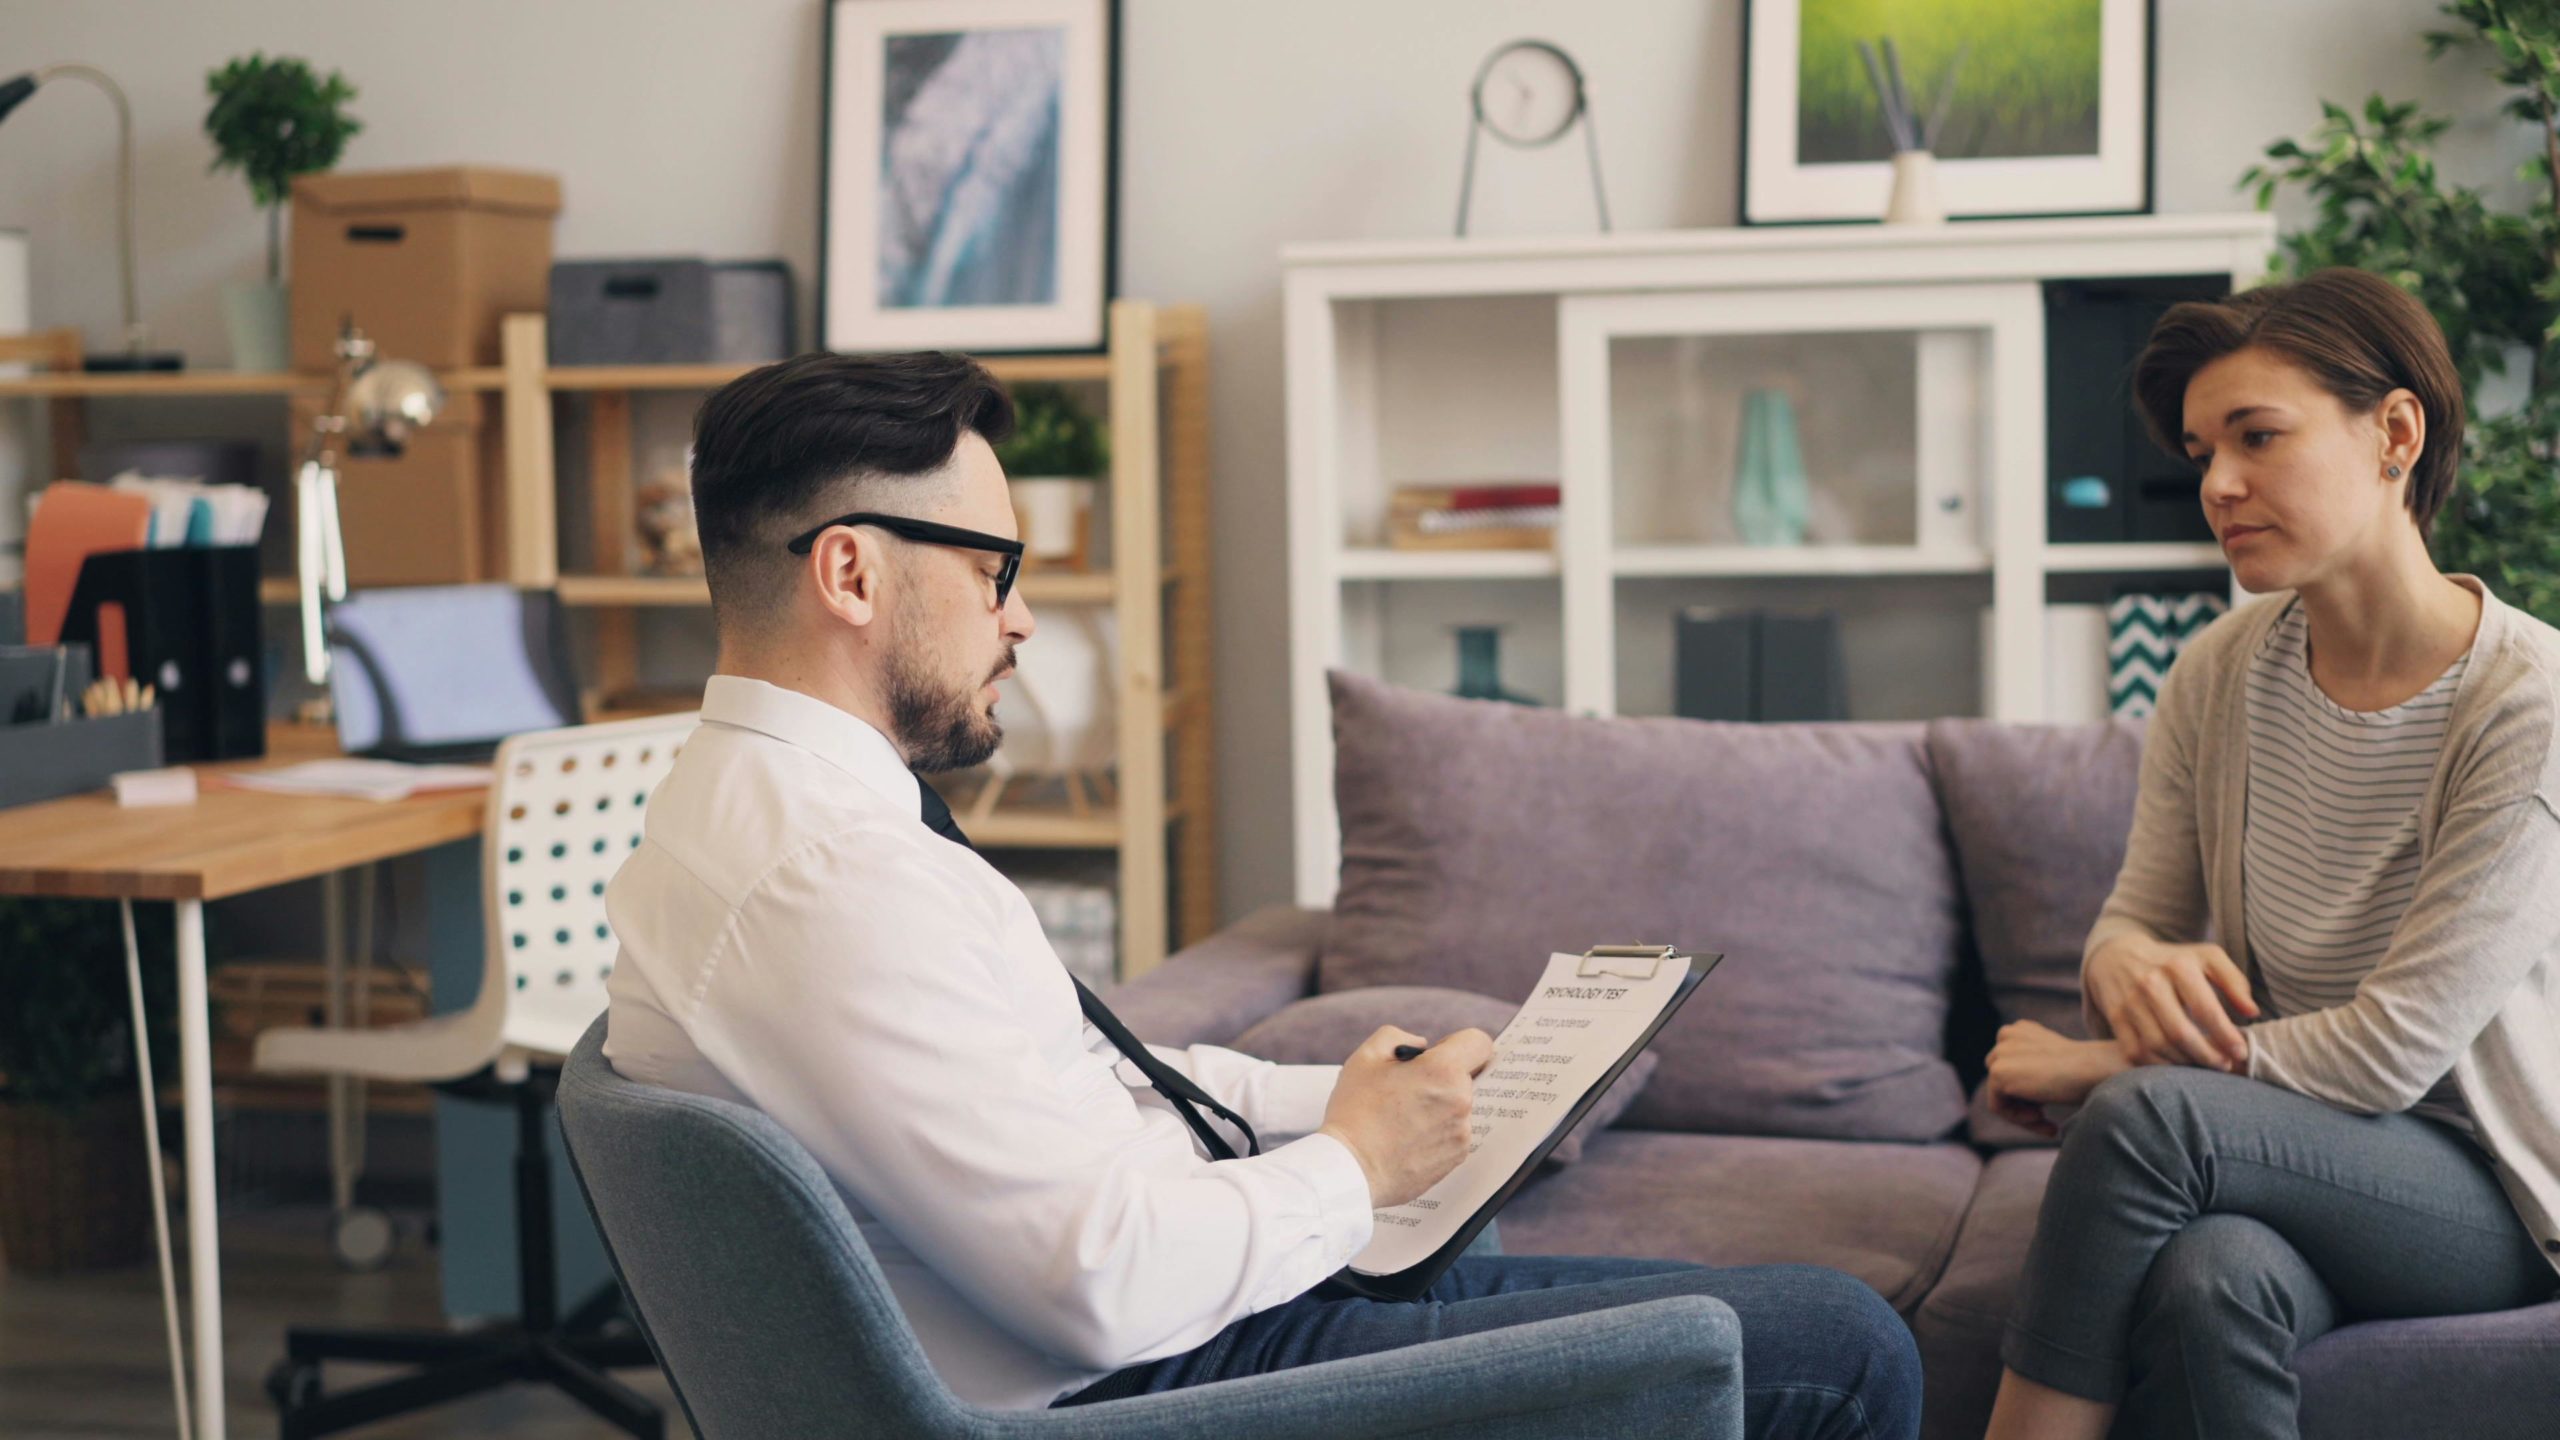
{"left": 604, "top": 676, "right": 1374, "bottom": 1409}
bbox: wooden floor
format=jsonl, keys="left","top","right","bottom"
{"left": 0, "top": 1205, "right": 691, "bottom": 1440}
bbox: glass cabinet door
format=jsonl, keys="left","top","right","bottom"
{"left": 1558, "top": 283, "right": 2041, "bottom": 717}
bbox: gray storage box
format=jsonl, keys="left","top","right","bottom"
{"left": 0, "top": 708, "right": 164, "bottom": 810}
{"left": 549, "top": 257, "right": 793, "bottom": 365}
{"left": 708, "top": 260, "right": 792, "bottom": 363}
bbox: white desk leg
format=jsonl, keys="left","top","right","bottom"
{"left": 175, "top": 898, "right": 227, "bottom": 1440}
{"left": 322, "top": 872, "right": 350, "bottom": 1217}
{"left": 122, "top": 901, "right": 193, "bottom": 1440}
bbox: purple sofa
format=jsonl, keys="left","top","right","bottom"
{"left": 1105, "top": 672, "right": 2560, "bottom": 1440}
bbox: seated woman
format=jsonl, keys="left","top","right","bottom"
{"left": 1979, "top": 267, "right": 2560, "bottom": 1440}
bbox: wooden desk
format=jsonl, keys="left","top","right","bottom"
{"left": 0, "top": 725, "right": 488, "bottom": 1440}
{"left": 0, "top": 724, "right": 483, "bottom": 901}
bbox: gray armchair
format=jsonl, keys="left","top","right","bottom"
{"left": 554, "top": 1017, "right": 1746, "bottom": 1439}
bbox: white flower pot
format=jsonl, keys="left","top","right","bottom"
{"left": 222, "top": 279, "right": 289, "bottom": 372}
{"left": 1011, "top": 476, "right": 1097, "bottom": 563}
{"left": 1884, "top": 150, "right": 1946, "bottom": 227}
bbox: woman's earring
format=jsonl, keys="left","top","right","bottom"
{"left": 2387, "top": 465, "right": 2404, "bottom": 479}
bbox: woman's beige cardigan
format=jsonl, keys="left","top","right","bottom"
{"left": 2083, "top": 575, "right": 2560, "bottom": 1279}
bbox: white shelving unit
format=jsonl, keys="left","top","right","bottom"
{"left": 1284, "top": 214, "right": 2276, "bottom": 905}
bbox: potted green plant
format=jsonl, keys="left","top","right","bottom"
{"left": 203, "top": 53, "right": 360, "bottom": 372}
{"left": 2242, "top": 1, "right": 2560, "bottom": 622}
{"left": 0, "top": 898, "right": 175, "bottom": 1274}
{"left": 995, "top": 382, "right": 1111, "bottom": 570}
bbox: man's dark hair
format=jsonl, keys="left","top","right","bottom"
{"left": 690, "top": 350, "right": 1015, "bottom": 629}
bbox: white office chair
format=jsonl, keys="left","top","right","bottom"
{"left": 250, "top": 711, "right": 698, "bottom": 1440}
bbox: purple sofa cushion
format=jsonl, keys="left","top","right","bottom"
{"left": 1323, "top": 670, "right": 1967, "bottom": 1142}
{"left": 2297, "top": 1300, "right": 2560, "bottom": 1440}
{"left": 1108, "top": 905, "right": 1330, "bottom": 1048}
{"left": 1494, "top": 1129, "right": 1981, "bottom": 1313}
{"left": 1924, "top": 717, "right": 2145, "bottom": 1038}
{"left": 1226, "top": 986, "right": 1657, "bottom": 1166}
{"left": 1910, "top": 1148, "right": 2058, "bottom": 1440}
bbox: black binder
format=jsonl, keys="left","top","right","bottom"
{"left": 56, "top": 545, "right": 265, "bottom": 763}
{"left": 1319, "top": 946, "right": 1722, "bottom": 1303}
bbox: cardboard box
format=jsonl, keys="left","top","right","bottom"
{"left": 290, "top": 391, "right": 504, "bottom": 587}
{"left": 290, "top": 166, "right": 562, "bottom": 372}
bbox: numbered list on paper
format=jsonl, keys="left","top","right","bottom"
{"left": 1348, "top": 951, "right": 1689, "bottom": 1277}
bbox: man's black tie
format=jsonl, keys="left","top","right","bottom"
{"left": 915, "top": 773, "right": 1260, "bottom": 1160}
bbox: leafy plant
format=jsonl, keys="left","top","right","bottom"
{"left": 994, "top": 383, "right": 1110, "bottom": 478}
{"left": 204, "top": 53, "right": 361, "bottom": 285}
{"left": 0, "top": 899, "right": 175, "bottom": 1113}
{"left": 2241, "top": 1, "right": 2560, "bottom": 622}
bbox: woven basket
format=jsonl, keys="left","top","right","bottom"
{"left": 0, "top": 1093, "right": 150, "bottom": 1275}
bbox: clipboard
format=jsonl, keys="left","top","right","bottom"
{"left": 1318, "top": 945, "right": 1722, "bottom": 1303}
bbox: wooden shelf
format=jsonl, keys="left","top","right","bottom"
{"left": 0, "top": 371, "right": 321, "bottom": 398}
{"left": 544, "top": 353, "right": 1116, "bottom": 392}
{"left": 1339, "top": 548, "right": 1560, "bottom": 580}
{"left": 1612, "top": 545, "right": 1992, "bottom": 579}
{"left": 556, "top": 574, "right": 708, "bottom": 606}
{"left": 0, "top": 367, "right": 505, "bottom": 398}
{"left": 552, "top": 569, "right": 1121, "bottom": 607}
{"left": 1021, "top": 570, "right": 1115, "bottom": 604}
{"left": 0, "top": 357, "right": 1113, "bottom": 400}
{"left": 970, "top": 804, "right": 1123, "bottom": 849}
{"left": 2042, "top": 542, "right": 2228, "bottom": 573}
{"left": 546, "top": 365, "right": 755, "bottom": 392}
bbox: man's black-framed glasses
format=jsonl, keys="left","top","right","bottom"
{"left": 785, "top": 511, "right": 1024, "bottom": 609}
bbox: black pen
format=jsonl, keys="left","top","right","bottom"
{"left": 1393, "top": 1043, "right": 1427, "bottom": 1061}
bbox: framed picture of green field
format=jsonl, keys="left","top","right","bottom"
{"left": 1741, "top": 0, "right": 2153, "bottom": 224}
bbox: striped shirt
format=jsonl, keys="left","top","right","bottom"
{"left": 2243, "top": 599, "right": 2473, "bottom": 1125}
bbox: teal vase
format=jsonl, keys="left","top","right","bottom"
{"left": 1451, "top": 626, "right": 1537, "bottom": 705}
{"left": 1734, "top": 388, "right": 1810, "bottom": 547}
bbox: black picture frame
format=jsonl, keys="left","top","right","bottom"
{"left": 820, "top": 0, "right": 1121, "bottom": 355}
{"left": 1739, "top": 0, "right": 2155, "bottom": 226}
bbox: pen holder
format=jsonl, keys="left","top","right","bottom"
{"left": 0, "top": 708, "right": 164, "bottom": 809}
{"left": 57, "top": 545, "right": 265, "bottom": 763}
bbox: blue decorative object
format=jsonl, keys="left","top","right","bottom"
{"left": 2060, "top": 475, "right": 2113, "bottom": 510}
{"left": 1733, "top": 388, "right": 1810, "bottom": 547}
{"left": 1451, "top": 626, "right": 1538, "bottom": 705}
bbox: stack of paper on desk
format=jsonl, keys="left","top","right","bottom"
{"left": 224, "top": 759, "right": 491, "bottom": 803}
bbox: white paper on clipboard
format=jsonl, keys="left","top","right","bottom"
{"left": 1347, "top": 948, "right": 1692, "bottom": 1279}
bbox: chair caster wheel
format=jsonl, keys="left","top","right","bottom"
{"left": 267, "top": 1357, "right": 322, "bottom": 1412}
{"left": 331, "top": 1205, "right": 397, "bottom": 1271}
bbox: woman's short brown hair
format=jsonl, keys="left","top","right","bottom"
{"left": 2131, "top": 267, "right": 2466, "bottom": 540}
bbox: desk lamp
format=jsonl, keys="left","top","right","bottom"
{"left": 0, "top": 64, "right": 183, "bottom": 371}
{"left": 298, "top": 321, "right": 443, "bottom": 683}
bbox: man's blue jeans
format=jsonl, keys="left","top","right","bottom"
{"left": 1055, "top": 1254, "right": 1922, "bottom": 1440}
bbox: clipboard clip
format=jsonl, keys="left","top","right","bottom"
{"left": 1578, "top": 944, "right": 1679, "bottom": 979}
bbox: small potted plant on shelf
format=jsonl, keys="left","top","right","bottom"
{"left": 995, "top": 383, "right": 1109, "bottom": 572}
{"left": 203, "top": 53, "right": 360, "bottom": 372}
{"left": 0, "top": 898, "right": 175, "bottom": 1274}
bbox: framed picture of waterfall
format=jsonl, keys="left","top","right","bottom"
{"left": 823, "top": 0, "right": 1118, "bottom": 352}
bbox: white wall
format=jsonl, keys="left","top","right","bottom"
{"left": 0, "top": 0, "right": 2534, "bottom": 923}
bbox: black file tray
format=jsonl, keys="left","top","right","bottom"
{"left": 1319, "top": 950, "right": 1722, "bottom": 1303}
